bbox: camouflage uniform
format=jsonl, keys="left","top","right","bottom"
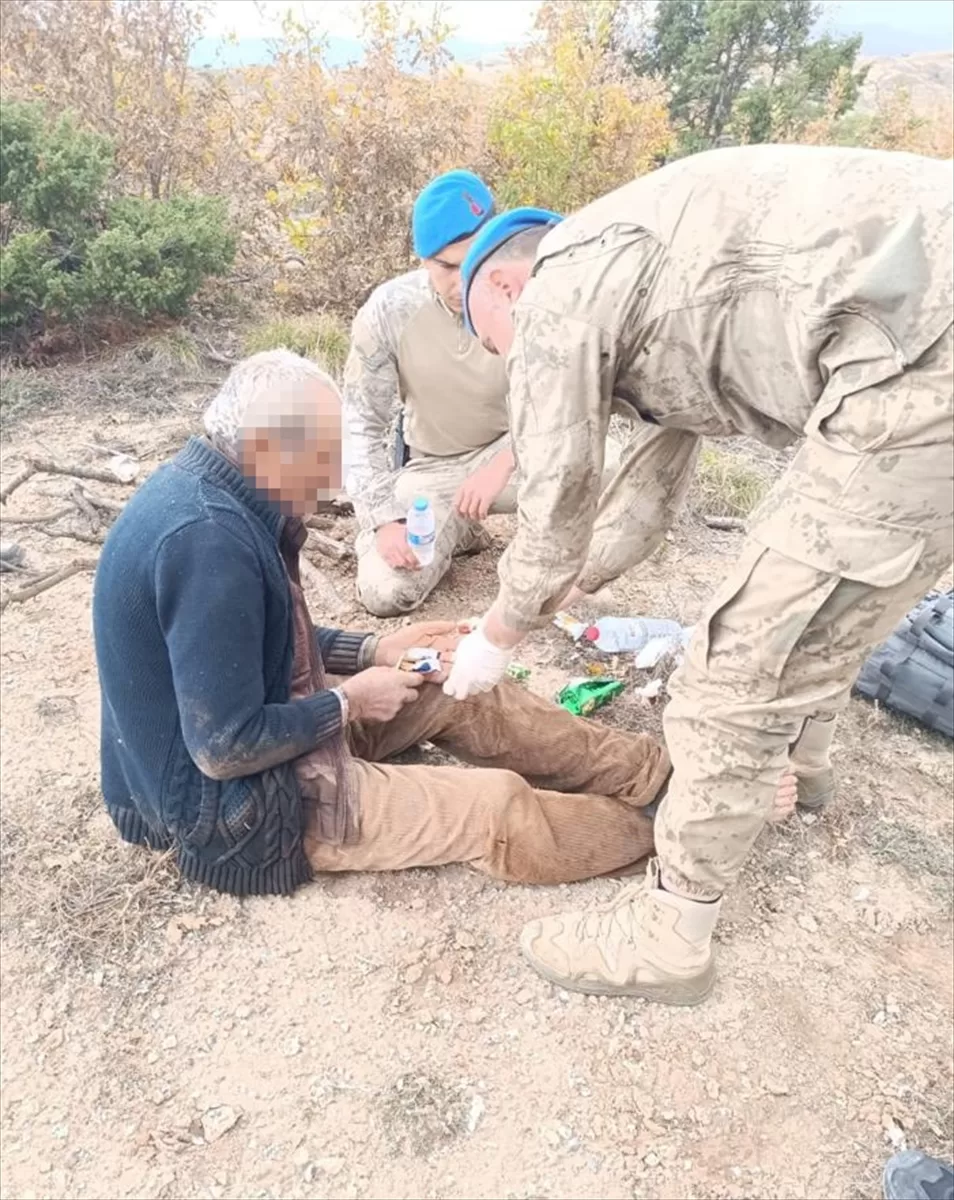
{"left": 342, "top": 270, "right": 510, "bottom": 616}
{"left": 496, "top": 144, "right": 954, "bottom": 897}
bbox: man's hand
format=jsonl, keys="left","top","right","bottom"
{"left": 340, "top": 667, "right": 424, "bottom": 723}
{"left": 376, "top": 620, "right": 468, "bottom": 681}
{"left": 454, "top": 450, "right": 515, "bottom": 522}
{"left": 375, "top": 521, "right": 420, "bottom": 571}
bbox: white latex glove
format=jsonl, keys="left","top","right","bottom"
{"left": 442, "top": 621, "right": 514, "bottom": 699}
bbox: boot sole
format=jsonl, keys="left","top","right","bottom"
{"left": 520, "top": 950, "right": 716, "bottom": 1006}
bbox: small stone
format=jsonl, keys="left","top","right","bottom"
{"left": 303, "top": 1164, "right": 318, "bottom": 1184}
{"left": 455, "top": 931, "right": 476, "bottom": 950}
{"left": 51, "top": 1124, "right": 69, "bottom": 1141}
{"left": 235, "top": 1004, "right": 251, "bottom": 1020}
{"left": 515, "top": 988, "right": 533, "bottom": 1005}
{"left": 435, "top": 960, "right": 454, "bottom": 986}
{"left": 543, "top": 1127, "right": 562, "bottom": 1148}
{"left": 796, "top": 913, "right": 819, "bottom": 934}
{"left": 853, "top": 886, "right": 871, "bottom": 902}
{"left": 404, "top": 964, "right": 424, "bottom": 985}
{"left": 765, "top": 1081, "right": 790, "bottom": 1096}
{"left": 705, "top": 1079, "right": 720, "bottom": 1100}
{"left": 691, "top": 1051, "right": 705, "bottom": 1069}
{"left": 201, "top": 1105, "right": 241, "bottom": 1143}
{"left": 410, "top": 898, "right": 426, "bottom": 910}
{"left": 292, "top": 1146, "right": 311, "bottom": 1168}
{"left": 92, "top": 970, "right": 105, "bottom": 988}
{"left": 315, "top": 1157, "right": 345, "bottom": 1177}
{"left": 466, "top": 1094, "right": 486, "bottom": 1134}
{"left": 281, "top": 1036, "right": 301, "bottom": 1058}
{"left": 162, "top": 1035, "right": 178, "bottom": 1050}
{"left": 643, "top": 1152, "right": 659, "bottom": 1168}
{"left": 466, "top": 1007, "right": 488, "bottom": 1025}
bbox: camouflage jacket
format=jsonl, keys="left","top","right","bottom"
{"left": 343, "top": 270, "right": 508, "bottom": 531}
{"left": 496, "top": 144, "right": 954, "bottom": 631}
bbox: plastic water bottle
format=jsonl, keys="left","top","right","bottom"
{"left": 406, "top": 496, "right": 436, "bottom": 566}
{"left": 580, "top": 617, "right": 688, "bottom": 654}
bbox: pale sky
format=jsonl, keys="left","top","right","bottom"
{"left": 201, "top": 1, "right": 542, "bottom": 43}
{"left": 199, "top": 0, "right": 953, "bottom": 50}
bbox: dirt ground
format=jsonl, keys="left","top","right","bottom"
{"left": 1, "top": 354, "right": 952, "bottom": 1200}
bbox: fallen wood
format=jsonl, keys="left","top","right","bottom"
{"left": 307, "top": 528, "right": 352, "bottom": 562}
{"left": 0, "top": 507, "right": 73, "bottom": 526}
{"left": 70, "top": 483, "right": 101, "bottom": 530}
{"left": 0, "top": 464, "right": 37, "bottom": 504}
{"left": 704, "top": 516, "right": 747, "bottom": 532}
{"left": 79, "top": 488, "right": 124, "bottom": 515}
{"left": 0, "top": 557, "right": 98, "bottom": 613}
{"left": 35, "top": 528, "right": 106, "bottom": 546}
{"left": 202, "top": 338, "right": 237, "bottom": 367}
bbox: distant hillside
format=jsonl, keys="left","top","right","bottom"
{"left": 856, "top": 51, "right": 954, "bottom": 114}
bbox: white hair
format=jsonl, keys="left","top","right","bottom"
{"left": 203, "top": 349, "right": 340, "bottom": 458}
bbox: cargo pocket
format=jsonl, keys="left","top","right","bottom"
{"left": 689, "top": 493, "right": 926, "bottom": 695}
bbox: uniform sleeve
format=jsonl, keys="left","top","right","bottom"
{"left": 155, "top": 520, "right": 343, "bottom": 781}
{"left": 342, "top": 307, "right": 406, "bottom": 531}
{"left": 575, "top": 420, "right": 701, "bottom": 594}
{"left": 495, "top": 305, "right": 615, "bottom": 632}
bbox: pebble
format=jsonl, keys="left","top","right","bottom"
{"left": 796, "top": 913, "right": 819, "bottom": 934}
{"left": 455, "top": 931, "right": 477, "bottom": 950}
{"left": 281, "top": 1036, "right": 301, "bottom": 1058}
{"left": 705, "top": 1079, "right": 720, "bottom": 1100}
{"left": 315, "top": 1157, "right": 345, "bottom": 1177}
{"left": 292, "top": 1146, "right": 311, "bottom": 1168}
{"left": 404, "top": 965, "right": 424, "bottom": 985}
{"left": 643, "top": 1152, "right": 660, "bottom": 1168}
{"left": 515, "top": 988, "right": 533, "bottom": 1005}
{"left": 235, "top": 1005, "right": 251, "bottom": 1020}
{"left": 410, "top": 898, "right": 426, "bottom": 910}
{"left": 466, "top": 1007, "right": 488, "bottom": 1025}
{"left": 201, "top": 1106, "right": 241, "bottom": 1143}
{"left": 466, "top": 1094, "right": 485, "bottom": 1135}
{"left": 162, "top": 1035, "right": 178, "bottom": 1050}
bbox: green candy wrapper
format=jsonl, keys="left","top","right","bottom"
{"left": 557, "top": 678, "right": 624, "bottom": 716}
{"left": 507, "top": 662, "right": 531, "bottom": 683}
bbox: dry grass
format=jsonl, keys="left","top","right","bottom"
{"left": 1, "top": 790, "right": 202, "bottom": 970}
{"left": 691, "top": 444, "right": 771, "bottom": 518}
{"left": 243, "top": 313, "right": 351, "bottom": 380}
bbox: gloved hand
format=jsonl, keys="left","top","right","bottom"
{"left": 442, "top": 621, "right": 514, "bottom": 699}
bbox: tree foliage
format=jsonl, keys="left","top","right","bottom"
{"left": 486, "top": 0, "right": 672, "bottom": 211}
{"left": 0, "top": 101, "right": 235, "bottom": 334}
{"left": 639, "top": 0, "right": 868, "bottom": 151}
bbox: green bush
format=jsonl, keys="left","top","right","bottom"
{"left": 0, "top": 100, "right": 235, "bottom": 335}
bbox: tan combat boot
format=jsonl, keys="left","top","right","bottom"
{"left": 789, "top": 715, "right": 837, "bottom": 811}
{"left": 519, "top": 860, "right": 721, "bottom": 1005}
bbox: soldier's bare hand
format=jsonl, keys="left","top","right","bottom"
{"left": 375, "top": 521, "right": 421, "bottom": 571}
{"left": 454, "top": 455, "right": 512, "bottom": 522}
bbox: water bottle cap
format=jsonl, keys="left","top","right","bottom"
{"left": 412, "top": 497, "right": 429, "bottom": 512}
{"left": 582, "top": 625, "right": 599, "bottom": 642}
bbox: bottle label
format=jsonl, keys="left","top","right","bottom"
{"left": 407, "top": 531, "right": 435, "bottom": 546}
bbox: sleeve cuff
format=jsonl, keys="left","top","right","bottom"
{"left": 321, "top": 631, "right": 373, "bottom": 676}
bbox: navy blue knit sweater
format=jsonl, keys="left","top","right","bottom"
{"left": 92, "top": 437, "right": 371, "bottom": 896}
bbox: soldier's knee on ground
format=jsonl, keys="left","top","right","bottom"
{"left": 355, "top": 549, "right": 435, "bottom": 618}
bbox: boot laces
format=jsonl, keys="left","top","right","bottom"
{"left": 573, "top": 879, "right": 646, "bottom": 942}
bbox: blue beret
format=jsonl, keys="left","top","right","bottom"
{"left": 412, "top": 170, "right": 494, "bottom": 260}
{"left": 460, "top": 207, "right": 562, "bottom": 334}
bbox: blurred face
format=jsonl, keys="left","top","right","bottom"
{"left": 466, "top": 259, "right": 532, "bottom": 357}
{"left": 241, "top": 383, "right": 342, "bottom": 517}
{"left": 422, "top": 234, "right": 474, "bottom": 313}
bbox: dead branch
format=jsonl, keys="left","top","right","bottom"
{"left": 29, "top": 458, "right": 132, "bottom": 486}
{"left": 79, "top": 487, "right": 124, "bottom": 515}
{"left": 0, "top": 463, "right": 37, "bottom": 504}
{"left": 70, "top": 483, "right": 101, "bottom": 530}
{"left": 0, "top": 557, "right": 98, "bottom": 613}
{"left": 0, "top": 507, "right": 73, "bottom": 526}
{"left": 2, "top": 458, "right": 134, "bottom": 504}
{"left": 35, "top": 528, "right": 105, "bottom": 546}
{"left": 307, "top": 528, "right": 351, "bottom": 562}
{"left": 202, "top": 337, "right": 237, "bottom": 367}
{"left": 704, "top": 516, "right": 747, "bottom": 532}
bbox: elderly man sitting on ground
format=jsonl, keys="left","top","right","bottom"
{"left": 93, "top": 350, "right": 795, "bottom": 896}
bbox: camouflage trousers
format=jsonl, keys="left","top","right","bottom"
{"left": 656, "top": 325, "right": 954, "bottom": 897}
{"left": 357, "top": 435, "right": 621, "bottom": 617}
